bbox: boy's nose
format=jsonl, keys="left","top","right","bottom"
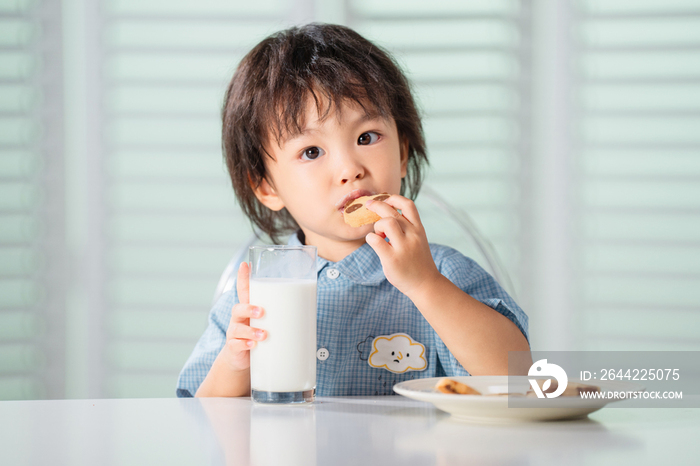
{"left": 337, "top": 152, "right": 365, "bottom": 184}
{"left": 341, "top": 171, "right": 363, "bottom": 184}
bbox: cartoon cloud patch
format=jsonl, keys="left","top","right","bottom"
{"left": 368, "top": 333, "right": 427, "bottom": 374}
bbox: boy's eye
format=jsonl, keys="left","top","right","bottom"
{"left": 358, "top": 132, "right": 379, "bottom": 145}
{"left": 301, "top": 146, "right": 325, "bottom": 161}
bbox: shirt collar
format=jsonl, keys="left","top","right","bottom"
{"left": 287, "top": 230, "right": 386, "bottom": 286}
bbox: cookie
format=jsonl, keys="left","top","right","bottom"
{"left": 343, "top": 193, "right": 390, "bottom": 227}
{"left": 435, "top": 378, "right": 481, "bottom": 395}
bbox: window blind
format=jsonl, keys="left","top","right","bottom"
{"left": 0, "top": 0, "right": 65, "bottom": 399}
{"left": 573, "top": 0, "right": 700, "bottom": 350}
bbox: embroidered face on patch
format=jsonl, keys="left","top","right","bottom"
{"left": 368, "top": 333, "right": 427, "bottom": 374}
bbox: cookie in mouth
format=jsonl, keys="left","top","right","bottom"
{"left": 343, "top": 193, "right": 390, "bottom": 227}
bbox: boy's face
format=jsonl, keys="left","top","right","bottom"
{"left": 256, "top": 96, "right": 408, "bottom": 260}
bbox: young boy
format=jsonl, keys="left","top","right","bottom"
{"left": 177, "top": 23, "right": 530, "bottom": 398}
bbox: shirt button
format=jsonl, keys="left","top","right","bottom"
{"left": 326, "top": 268, "right": 340, "bottom": 279}
{"left": 317, "top": 348, "right": 329, "bottom": 361}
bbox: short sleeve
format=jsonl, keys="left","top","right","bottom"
{"left": 430, "top": 245, "right": 529, "bottom": 376}
{"left": 176, "top": 288, "right": 238, "bottom": 397}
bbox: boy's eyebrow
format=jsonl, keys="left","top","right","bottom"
{"left": 280, "top": 111, "right": 385, "bottom": 146}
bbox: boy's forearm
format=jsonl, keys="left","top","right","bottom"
{"left": 195, "top": 351, "right": 250, "bottom": 398}
{"left": 406, "top": 275, "right": 531, "bottom": 376}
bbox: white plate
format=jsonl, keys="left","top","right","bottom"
{"left": 393, "top": 376, "right": 645, "bottom": 423}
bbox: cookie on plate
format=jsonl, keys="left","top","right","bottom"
{"left": 435, "top": 378, "right": 481, "bottom": 395}
{"left": 343, "top": 193, "right": 390, "bottom": 227}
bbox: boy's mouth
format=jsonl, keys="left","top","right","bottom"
{"left": 336, "top": 189, "right": 374, "bottom": 212}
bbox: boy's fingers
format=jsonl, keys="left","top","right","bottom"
{"left": 366, "top": 231, "right": 392, "bottom": 257}
{"left": 236, "top": 261, "right": 250, "bottom": 304}
{"left": 375, "top": 195, "right": 420, "bottom": 226}
{"left": 228, "top": 322, "right": 266, "bottom": 341}
{"left": 366, "top": 198, "right": 405, "bottom": 223}
{"left": 230, "top": 303, "right": 263, "bottom": 323}
{"left": 226, "top": 337, "right": 257, "bottom": 353}
{"left": 373, "top": 217, "right": 405, "bottom": 240}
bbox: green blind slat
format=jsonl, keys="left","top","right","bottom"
{"left": 106, "top": 0, "right": 288, "bottom": 16}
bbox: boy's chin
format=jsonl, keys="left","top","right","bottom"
{"left": 340, "top": 222, "right": 376, "bottom": 239}
{"left": 301, "top": 222, "right": 374, "bottom": 243}
{"left": 319, "top": 223, "right": 375, "bottom": 244}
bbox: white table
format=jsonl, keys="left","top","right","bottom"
{"left": 1, "top": 396, "right": 698, "bottom": 465}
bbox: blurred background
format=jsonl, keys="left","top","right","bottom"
{"left": 1, "top": 0, "right": 699, "bottom": 400}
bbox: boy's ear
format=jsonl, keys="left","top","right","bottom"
{"left": 253, "top": 177, "right": 286, "bottom": 211}
{"left": 400, "top": 138, "right": 409, "bottom": 179}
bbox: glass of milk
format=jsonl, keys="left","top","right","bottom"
{"left": 248, "top": 245, "right": 317, "bottom": 404}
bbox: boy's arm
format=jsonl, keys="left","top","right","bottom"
{"left": 404, "top": 274, "right": 530, "bottom": 375}
{"left": 365, "top": 195, "right": 531, "bottom": 375}
{"left": 195, "top": 262, "right": 268, "bottom": 397}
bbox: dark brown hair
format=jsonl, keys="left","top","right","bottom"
{"left": 222, "top": 23, "right": 428, "bottom": 243}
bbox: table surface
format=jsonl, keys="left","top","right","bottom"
{"left": 1, "top": 395, "right": 698, "bottom": 466}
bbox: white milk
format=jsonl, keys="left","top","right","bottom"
{"left": 249, "top": 278, "right": 317, "bottom": 392}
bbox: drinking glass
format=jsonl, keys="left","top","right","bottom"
{"left": 248, "top": 245, "right": 317, "bottom": 403}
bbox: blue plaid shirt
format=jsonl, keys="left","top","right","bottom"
{"left": 177, "top": 231, "right": 528, "bottom": 397}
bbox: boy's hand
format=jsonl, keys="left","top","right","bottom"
{"left": 222, "top": 262, "right": 267, "bottom": 372}
{"left": 364, "top": 194, "right": 442, "bottom": 299}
